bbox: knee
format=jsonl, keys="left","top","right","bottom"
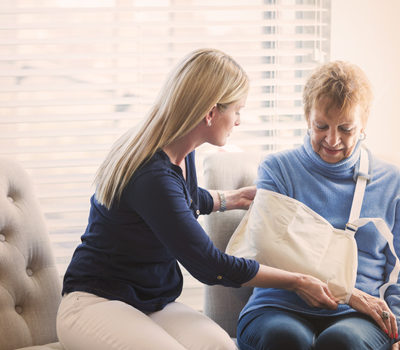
{"left": 238, "top": 325, "right": 311, "bottom": 350}
{"left": 315, "top": 329, "right": 363, "bottom": 350}
{"left": 205, "top": 332, "right": 237, "bottom": 350}
{"left": 195, "top": 331, "right": 236, "bottom": 350}
{"left": 183, "top": 324, "right": 236, "bottom": 350}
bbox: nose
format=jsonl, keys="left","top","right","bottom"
{"left": 325, "top": 128, "right": 340, "bottom": 146}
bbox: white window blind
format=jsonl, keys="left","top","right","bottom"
{"left": 0, "top": 0, "right": 330, "bottom": 311}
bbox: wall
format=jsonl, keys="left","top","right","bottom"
{"left": 330, "top": 0, "right": 400, "bottom": 161}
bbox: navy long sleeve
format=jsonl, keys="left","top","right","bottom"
{"left": 62, "top": 150, "right": 259, "bottom": 312}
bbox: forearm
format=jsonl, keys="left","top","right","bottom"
{"left": 243, "top": 264, "right": 338, "bottom": 310}
{"left": 242, "top": 264, "right": 302, "bottom": 290}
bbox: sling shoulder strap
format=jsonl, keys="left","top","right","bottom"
{"left": 346, "top": 147, "right": 369, "bottom": 231}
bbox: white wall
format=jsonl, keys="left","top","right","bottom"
{"left": 330, "top": 0, "right": 400, "bottom": 161}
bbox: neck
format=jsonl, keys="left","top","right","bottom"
{"left": 162, "top": 128, "right": 204, "bottom": 166}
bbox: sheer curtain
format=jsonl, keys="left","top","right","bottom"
{"left": 0, "top": 0, "right": 330, "bottom": 310}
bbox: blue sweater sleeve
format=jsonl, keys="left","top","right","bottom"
{"left": 382, "top": 169, "right": 400, "bottom": 323}
{"left": 256, "top": 153, "right": 291, "bottom": 195}
{"left": 126, "top": 168, "right": 259, "bottom": 287}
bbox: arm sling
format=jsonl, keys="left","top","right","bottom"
{"left": 226, "top": 148, "right": 400, "bottom": 302}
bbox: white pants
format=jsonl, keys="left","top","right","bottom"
{"left": 56, "top": 291, "right": 237, "bottom": 350}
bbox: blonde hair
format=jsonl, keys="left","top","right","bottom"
{"left": 303, "top": 61, "right": 373, "bottom": 123}
{"left": 95, "top": 48, "right": 249, "bottom": 208}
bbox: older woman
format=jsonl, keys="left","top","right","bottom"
{"left": 237, "top": 61, "right": 400, "bottom": 350}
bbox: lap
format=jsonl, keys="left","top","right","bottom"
{"left": 315, "top": 313, "right": 392, "bottom": 350}
{"left": 149, "top": 301, "right": 236, "bottom": 350}
{"left": 237, "top": 308, "right": 315, "bottom": 350}
{"left": 57, "top": 291, "right": 236, "bottom": 350}
{"left": 237, "top": 307, "right": 392, "bottom": 350}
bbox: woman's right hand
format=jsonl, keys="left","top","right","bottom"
{"left": 243, "top": 265, "right": 338, "bottom": 310}
{"left": 292, "top": 273, "right": 339, "bottom": 310}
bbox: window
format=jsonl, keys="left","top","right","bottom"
{"left": 0, "top": 0, "right": 330, "bottom": 311}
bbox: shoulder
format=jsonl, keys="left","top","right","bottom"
{"left": 370, "top": 152, "right": 400, "bottom": 179}
{"left": 256, "top": 147, "right": 303, "bottom": 193}
{"left": 259, "top": 147, "right": 302, "bottom": 172}
{"left": 127, "top": 152, "right": 183, "bottom": 195}
{"left": 368, "top": 152, "right": 400, "bottom": 199}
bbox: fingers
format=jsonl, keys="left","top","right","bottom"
{"left": 299, "top": 292, "right": 337, "bottom": 309}
{"left": 296, "top": 280, "right": 338, "bottom": 310}
{"left": 388, "top": 309, "right": 398, "bottom": 340}
{"left": 348, "top": 289, "right": 398, "bottom": 341}
{"left": 315, "top": 286, "right": 338, "bottom": 309}
{"left": 372, "top": 307, "right": 397, "bottom": 340}
{"left": 323, "top": 285, "right": 341, "bottom": 306}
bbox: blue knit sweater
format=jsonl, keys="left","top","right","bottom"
{"left": 241, "top": 135, "right": 400, "bottom": 322}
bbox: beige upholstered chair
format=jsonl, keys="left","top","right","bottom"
{"left": 202, "top": 151, "right": 263, "bottom": 338}
{"left": 0, "top": 157, "right": 64, "bottom": 349}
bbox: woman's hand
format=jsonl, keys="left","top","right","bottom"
{"left": 210, "top": 186, "right": 256, "bottom": 212}
{"left": 392, "top": 342, "right": 400, "bottom": 350}
{"left": 349, "top": 288, "right": 398, "bottom": 339}
{"left": 293, "top": 274, "right": 339, "bottom": 310}
{"left": 230, "top": 186, "right": 257, "bottom": 210}
{"left": 243, "top": 265, "right": 338, "bottom": 310}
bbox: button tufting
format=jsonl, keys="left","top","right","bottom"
{"left": 26, "top": 268, "right": 33, "bottom": 276}
{"left": 15, "top": 305, "right": 22, "bottom": 314}
{"left": 216, "top": 275, "right": 223, "bottom": 280}
{"left": 0, "top": 234, "right": 5, "bottom": 242}
{"left": 7, "top": 196, "right": 14, "bottom": 203}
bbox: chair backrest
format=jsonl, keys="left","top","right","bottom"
{"left": 202, "top": 151, "right": 263, "bottom": 338}
{"left": 0, "top": 157, "right": 61, "bottom": 349}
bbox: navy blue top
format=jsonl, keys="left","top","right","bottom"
{"left": 62, "top": 150, "right": 259, "bottom": 312}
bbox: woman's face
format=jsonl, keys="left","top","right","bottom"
{"left": 208, "top": 97, "right": 246, "bottom": 146}
{"left": 307, "top": 99, "right": 366, "bottom": 163}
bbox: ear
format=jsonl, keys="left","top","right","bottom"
{"left": 204, "top": 105, "right": 217, "bottom": 125}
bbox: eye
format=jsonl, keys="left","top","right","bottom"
{"left": 315, "top": 124, "right": 328, "bottom": 130}
{"left": 339, "top": 126, "right": 353, "bottom": 133}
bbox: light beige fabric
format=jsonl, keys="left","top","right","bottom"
{"left": 17, "top": 342, "right": 64, "bottom": 350}
{"left": 226, "top": 189, "right": 358, "bottom": 303}
{"left": 57, "top": 291, "right": 236, "bottom": 350}
{"left": 202, "top": 151, "right": 263, "bottom": 338}
{"left": 0, "top": 157, "right": 63, "bottom": 350}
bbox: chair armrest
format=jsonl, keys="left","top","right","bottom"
{"left": 202, "top": 151, "right": 263, "bottom": 337}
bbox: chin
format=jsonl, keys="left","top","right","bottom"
{"left": 322, "top": 157, "right": 341, "bottom": 164}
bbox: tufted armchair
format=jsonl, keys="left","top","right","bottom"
{"left": 202, "top": 151, "right": 263, "bottom": 338}
{"left": 0, "top": 157, "right": 64, "bottom": 349}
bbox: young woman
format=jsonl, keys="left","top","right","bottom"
{"left": 56, "top": 48, "right": 337, "bottom": 350}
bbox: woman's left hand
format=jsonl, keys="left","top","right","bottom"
{"left": 349, "top": 288, "right": 398, "bottom": 340}
{"left": 392, "top": 342, "right": 400, "bottom": 350}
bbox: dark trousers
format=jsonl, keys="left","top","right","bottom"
{"left": 237, "top": 307, "right": 396, "bottom": 350}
